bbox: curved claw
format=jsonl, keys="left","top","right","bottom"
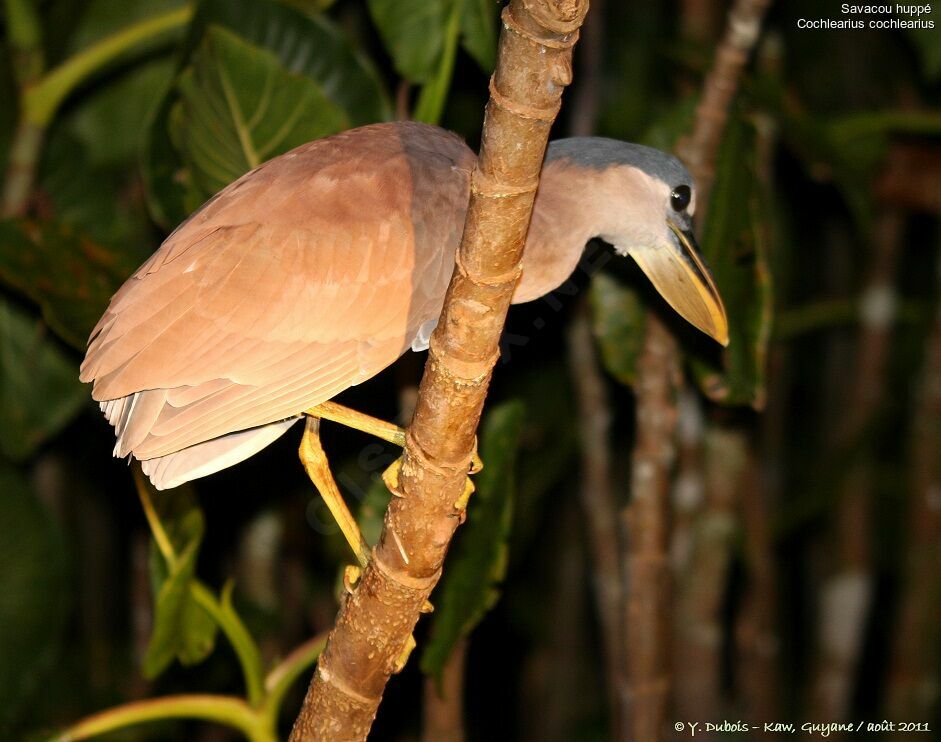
{"left": 453, "top": 476, "right": 475, "bottom": 513}
{"left": 343, "top": 564, "right": 362, "bottom": 594}
{"left": 382, "top": 457, "right": 404, "bottom": 497}
{"left": 394, "top": 634, "right": 417, "bottom": 674}
{"left": 469, "top": 442, "right": 484, "bottom": 474}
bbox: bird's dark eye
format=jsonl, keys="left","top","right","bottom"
{"left": 671, "top": 185, "right": 691, "bottom": 212}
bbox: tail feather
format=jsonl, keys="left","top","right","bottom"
{"left": 139, "top": 417, "right": 301, "bottom": 490}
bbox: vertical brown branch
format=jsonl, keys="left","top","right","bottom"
{"left": 568, "top": 302, "right": 624, "bottom": 736}
{"left": 734, "top": 93, "right": 781, "bottom": 720}
{"left": 422, "top": 638, "right": 467, "bottom": 742}
{"left": 623, "top": 315, "right": 679, "bottom": 741}
{"left": 672, "top": 421, "right": 747, "bottom": 720}
{"left": 734, "top": 454, "right": 779, "bottom": 718}
{"left": 886, "top": 245, "right": 941, "bottom": 719}
{"left": 621, "top": 0, "right": 772, "bottom": 735}
{"left": 289, "top": 2, "right": 589, "bottom": 738}
{"left": 564, "top": 0, "right": 626, "bottom": 736}
{"left": 676, "top": 0, "right": 773, "bottom": 216}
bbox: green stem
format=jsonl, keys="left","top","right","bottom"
{"left": 192, "top": 581, "right": 266, "bottom": 707}
{"left": 22, "top": 6, "right": 193, "bottom": 126}
{"left": 262, "top": 632, "right": 328, "bottom": 728}
{"left": 50, "top": 694, "right": 274, "bottom": 742}
{"left": 0, "top": 117, "right": 44, "bottom": 217}
{"left": 4, "top": 0, "right": 43, "bottom": 85}
{"left": 134, "top": 470, "right": 265, "bottom": 705}
{"left": 413, "top": 0, "right": 464, "bottom": 124}
{"left": 832, "top": 110, "right": 941, "bottom": 138}
{"left": 133, "top": 468, "right": 177, "bottom": 566}
{"left": 774, "top": 297, "right": 923, "bottom": 339}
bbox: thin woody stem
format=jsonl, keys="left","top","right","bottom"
{"left": 622, "top": 314, "right": 679, "bottom": 741}
{"left": 629, "top": 0, "right": 772, "bottom": 735}
{"left": 564, "top": 2, "right": 627, "bottom": 736}
{"left": 289, "top": 1, "right": 589, "bottom": 738}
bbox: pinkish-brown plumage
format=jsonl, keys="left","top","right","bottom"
{"left": 82, "top": 121, "right": 725, "bottom": 488}
{"left": 82, "top": 123, "right": 480, "bottom": 487}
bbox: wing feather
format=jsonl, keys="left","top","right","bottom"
{"left": 81, "top": 122, "right": 475, "bottom": 476}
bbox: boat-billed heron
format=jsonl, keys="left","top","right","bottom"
{"left": 81, "top": 121, "right": 727, "bottom": 566}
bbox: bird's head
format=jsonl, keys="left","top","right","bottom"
{"left": 545, "top": 139, "right": 729, "bottom": 346}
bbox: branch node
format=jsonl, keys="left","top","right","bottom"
{"left": 488, "top": 76, "right": 562, "bottom": 121}
{"left": 471, "top": 165, "right": 540, "bottom": 197}
{"left": 427, "top": 340, "right": 500, "bottom": 386}
{"left": 519, "top": 0, "right": 589, "bottom": 34}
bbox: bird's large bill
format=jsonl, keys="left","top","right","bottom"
{"left": 629, "top": 220, "right": 729, "bottom": 346}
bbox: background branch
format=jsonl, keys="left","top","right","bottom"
{"left": 621, "top": 0, "right": 773, "bottom": 733}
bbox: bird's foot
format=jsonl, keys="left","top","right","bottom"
{"left": 382, "top": 457, "right": 404, "bottom": 497}
{"left": 343, "top": 564, "right": 362, "bottom": 594}
{"left": 453, "top": 476, "right": 476, "bottom": 521}
{"left": 469, "top": 443, "right": 483, "bottom": 475}
{"left": 393, "top": 634, "right": 417, "bottom": 674}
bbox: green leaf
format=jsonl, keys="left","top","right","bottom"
{"left": 907, "top": 25, "right": 941, "bottom": 82}
{"left": 460, "top": 0, "right": 498, "bottom": 73}
{"left": 144, "top": 0, "right": 391, "bottom": 228}
{"left": 588, "top": 273, "right": 646, "bottom": 386}
{"left": 56, "top": 0, "right": 184, "bottom": 167}
{"left": 782, "top": 114, "right": 881, "bottom": 234}
{"left": 39, "top": 130, "right": 157, "bottom": 254}
{"left": 420, "top": 400, "right": 525, "bottom": 684}
{"left": 170, "top": 25, "right": 349, "bottom": 198}
{"left": 413, "top": 0, "right": 464, "bottom": 124}
{"left": 137, "top": 477, "right": 218, "bottom": 678}
{"left": 368, "top": 0, "right": 451, "bottom": 83}
{"left": 0, "top": 296, "right": 86, "bottom": 460}
{"left": 0, "top": 465, "right": 69, "bottom": 730}
{"left": 690, "top": 113, "right": 773, "bottom": 409}
{"left": 144, "top": 94, "right": 205, "bottom": 228}
{"left": 192, "top": 0, "right": 390, "bottom": 125}
{"left": 370, "top": 0, "right": 492, "bottom": 121}
{"left": 0, "top": 219, "right": 139, "bottom": 350}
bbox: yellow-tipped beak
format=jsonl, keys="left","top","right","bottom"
{"left": 629, "top": 220, "right": 729, "bottom": 346}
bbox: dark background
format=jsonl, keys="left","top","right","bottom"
{"left": 1, "top": 0, "right": 939, "bottom": 739}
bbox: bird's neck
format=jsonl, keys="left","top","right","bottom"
{"left": 513, "top": 158, "right": 617, "bottom": 304}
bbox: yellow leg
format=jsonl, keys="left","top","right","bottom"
{"left": 305, "top": 401, "right": 483, "bottom": 474}
{"left": 301, "top": 401, "right": 479, "bottom": 624}
{"left": 306, "top": 401, "right": 405, "bottom": 446}
{"left": 298, "top": 416, "right": 370, "bottom": 569}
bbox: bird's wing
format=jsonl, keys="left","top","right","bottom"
{"left": 81, "top": 122, "right": 474, "bottom": 459}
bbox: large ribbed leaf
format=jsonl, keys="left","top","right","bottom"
{"left": 0, "top": 297, "right": 87, "bottom": 460}
{"left": 368, "top": 0, "right": 497, "bottom": 123}
{"left": 144, "top": 0, "right": 390, "bottom": 228}
{"left": 460, "top": 0, "right": 498, "bottom": 73}
{"left": 420, "top": 401, "right": 524, "bottom": 684}
{"left": 170, "top": 25, "right": 348, "bottom": 197}
{"left": 369, "top": 0, "right": 497, "bottom": 81}
{"left": 368, "top": 0, "right": 451, "bottom": 84}
{"left": 188, "top": 0, "right": 390, "bottom": 125}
